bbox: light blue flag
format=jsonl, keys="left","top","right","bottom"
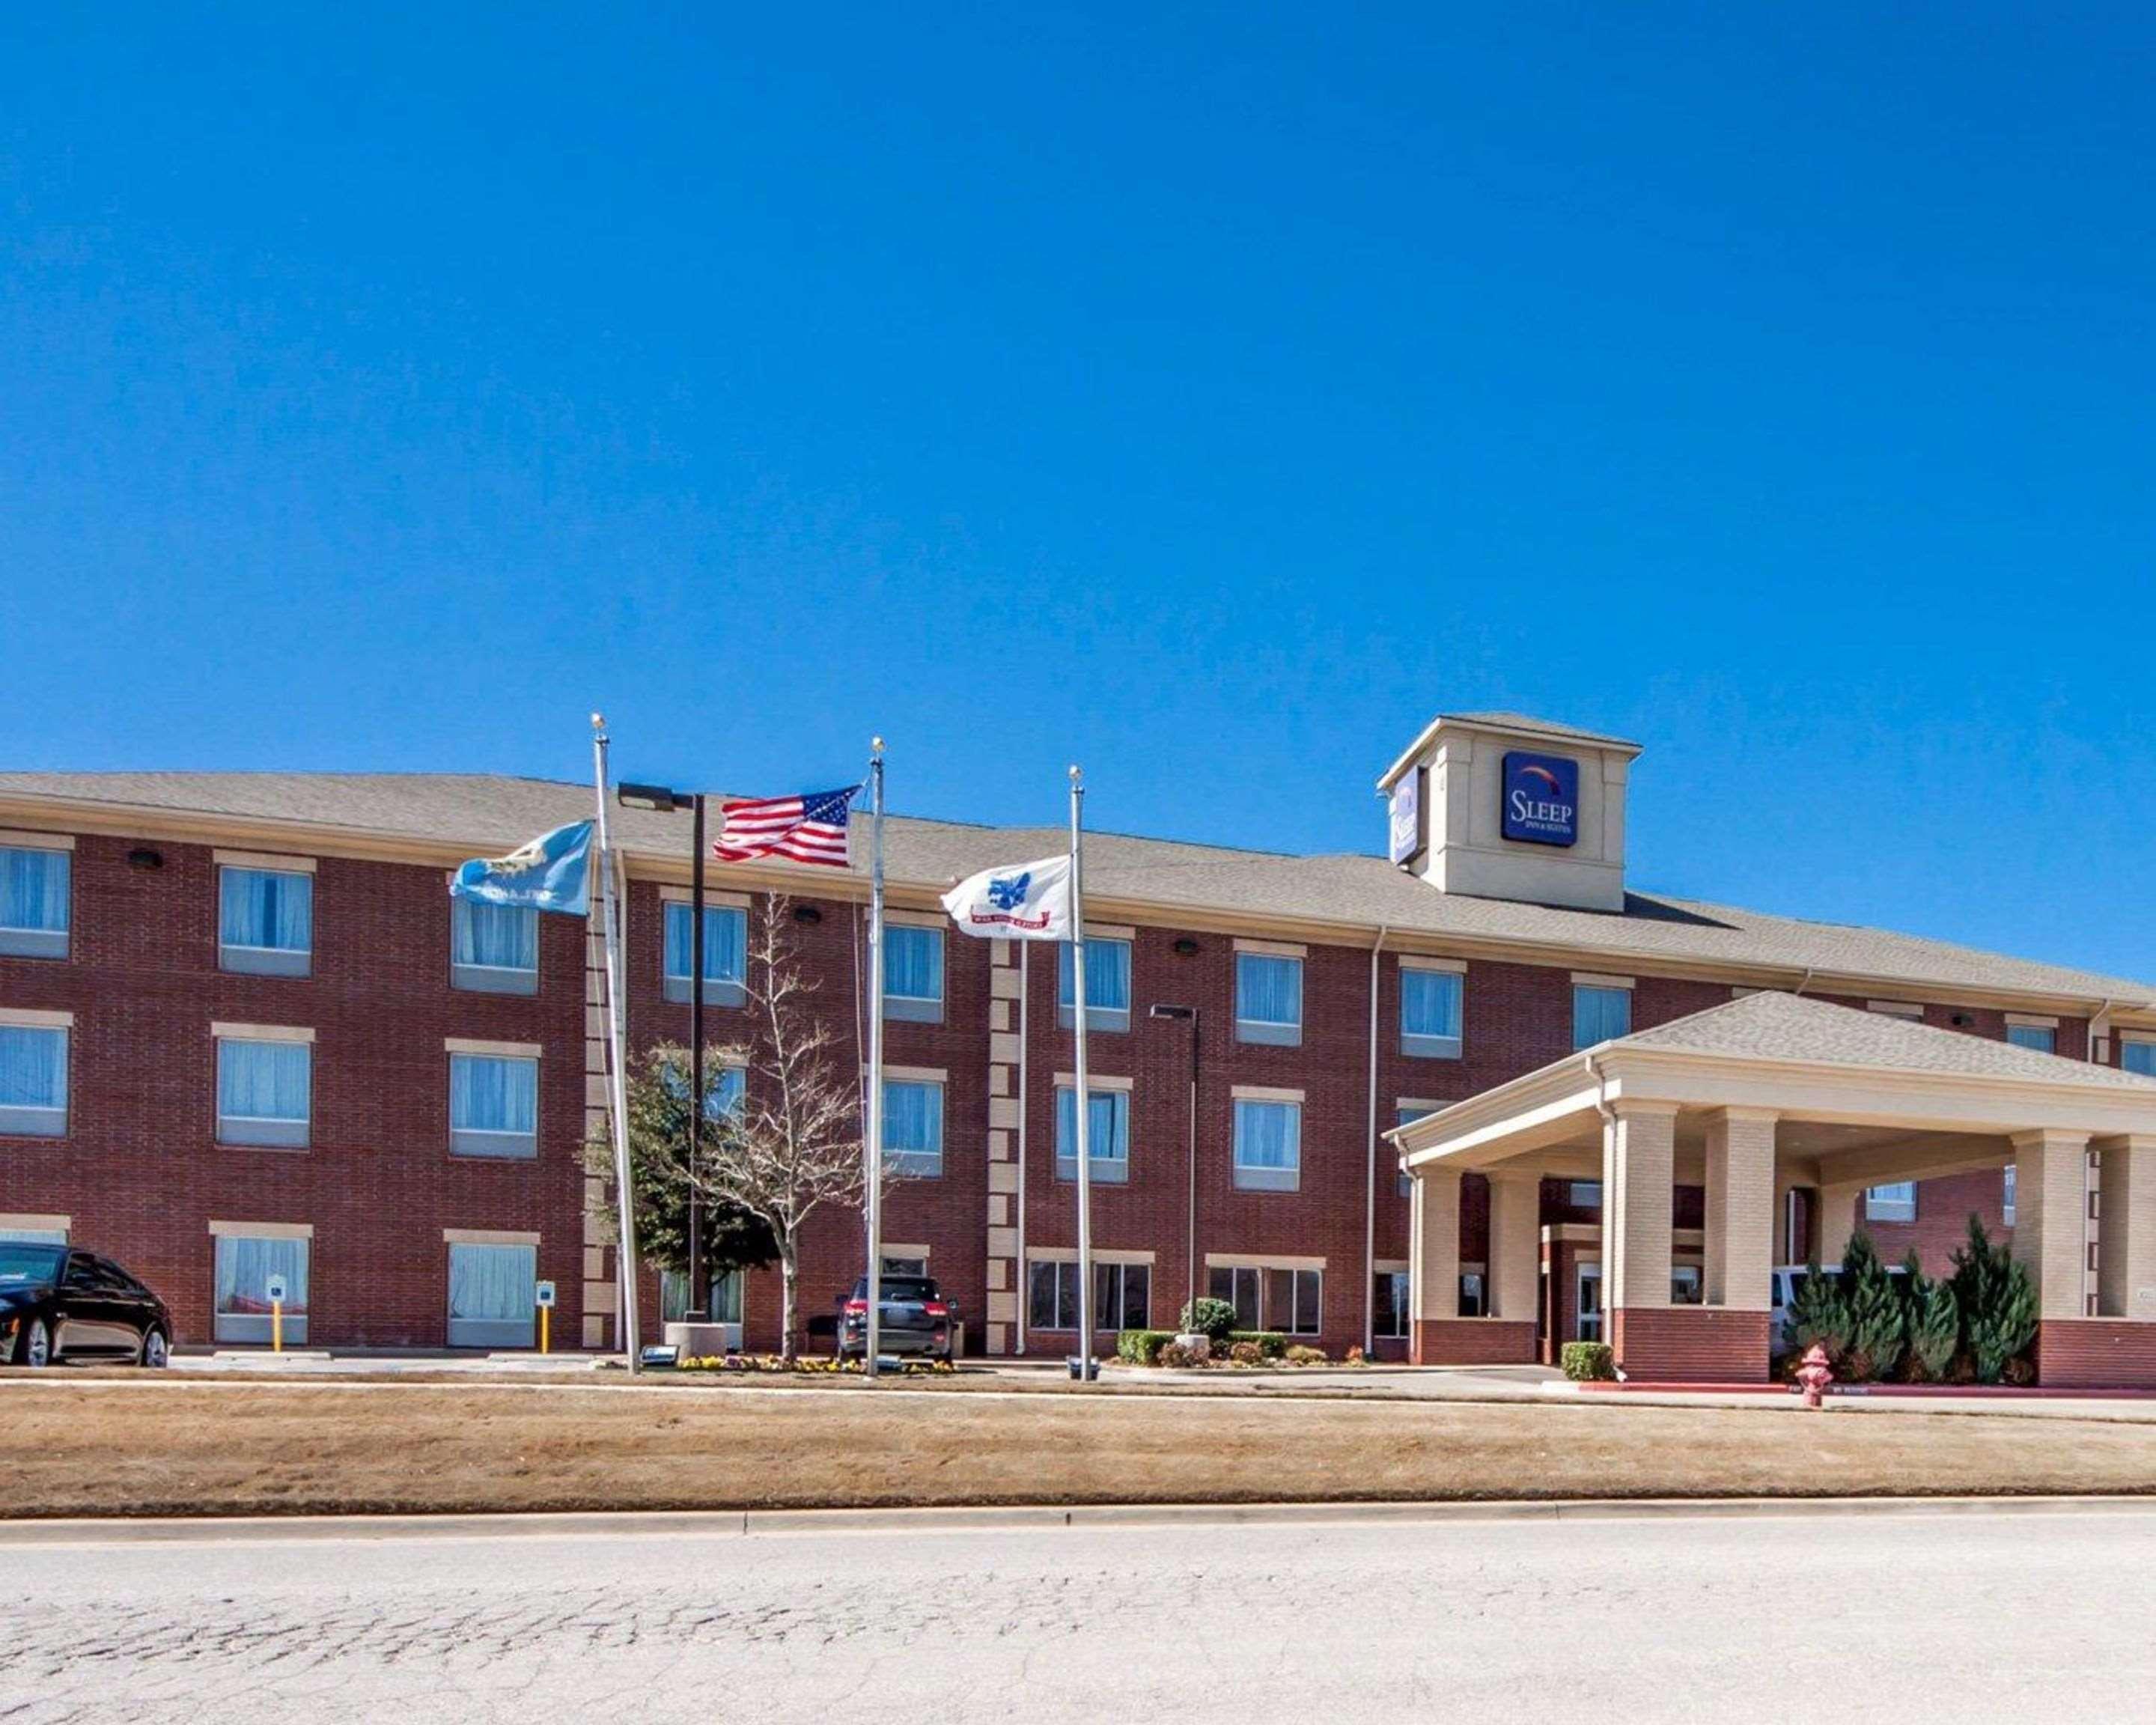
{"left": 451, "top": 821, "right": 594, "bottom": 916}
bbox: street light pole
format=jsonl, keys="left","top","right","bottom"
{"left": 687, "top": 792, "right": 708, "bottom": 1321}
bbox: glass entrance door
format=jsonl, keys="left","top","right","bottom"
{"left": 1576, "top": 1260, "right": 1603, "bottom": 1342}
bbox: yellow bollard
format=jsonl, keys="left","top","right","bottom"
{"left": 272, "top": 1298, "right": 283, "bottom": 1354}
{"left": 540, "top": 1304, "right": 551, "bottom": 1355}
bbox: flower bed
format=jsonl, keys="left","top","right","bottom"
{"left": 674, "top": 1354, "right": 957, "bottom": 1375}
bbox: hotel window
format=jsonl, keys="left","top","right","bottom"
{"left": 1572, "top": 984, "right": 1630, "bottom": 1050}
{"left": 216, "top": 1036, "right": 311, "bottom": 1148}
{"left": 663, "top": 902, "right": 747, "bottom": 1006}
{"left": 0, "top": 845, "right": 70, "bottom": 959}
{"left": 1459, "top": 1271, "right": 1485, "bottom": 1317}
{"left": 883, "top": 925, "right": 945, "bottom": 1023}
{"left": 661, "top": 1267, "right": 746, "bottom": 1327}
{"left": 1866, "top": 1181, "right": 1916, "bottom": 1223}
{"left": 2007, "top": 1023, "right": 2056, "bottom": 1055}
{"left": 1232, "top": 1095, "right": 1301, "bottom": 1191}
{"left": 880, "top": 1254, "right": 928, "bottom": 1279}
{"left": 1026, "top": 1259, "right": 1149, "bottom": 1332}
{"left": 1208, "top": 1264, "right": 1321, "bottom": 1335}
{"left": 446, "top": 1240, "right": 536, "bottom": 1348}
{"left": 1399, "top": 964, "right": 1464, "bottom": 1059}
{"left": 1234, "top": 952, "right": 1303, "bottom": 1046}
{"left": 219, "top": 865, "right": 314, "bottom": 976}
{"left": 884, "top": 1078, "right": 944, "bottom": 1178}
{"left": 213, "top": 1233, "right": 311, "bottom": 1345}
{"left": 1055, "top": 1083, "right": 1130, "bottom": 1184}
{"left": 1374, "top": 1269, "right": 1411, "bottom": 1339}
{"left": 1059, "top": 937, "right": 1132, "bottom": 1032}
{"left": 2003, "top": 1164, "right": 2018, "bottom": 1226}
{"left": 1395, "top": 1104, "right": 1435, "bottom": 1197}
{"left": 451, "top": 898, "right": 538, "bottom": 994}
{"left": 449, "top": 1053, "right": 539, "bottom": 1159}
{"left": 2126, "top": 1040, "right": 2156, "bottom": 1077}
{"left": 0, "top": 1024, "right": 67, "bottom": 1137}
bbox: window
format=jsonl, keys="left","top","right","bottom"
{"left": 2007, "top": 1023, "right": 2056, "bottom": 1055}
{"left": 1208, "top": 1263, "right": 1321, "bottom": 1335}
{"left": 1059, "top": 938, "right": 1132, "bottom": 1032}
{"left": 1235, "top": 952, "right": 1303, "bottom": 1046}
{"left": 0, "top": 846, "right": 69, "bottom": 959}
{"left": 880, "top": 1255, "right": 927, "bottom": 1279}
{"left": 2126, "top": 1041, "right": 2156, "bottom": 1077}
{"left": 1400, "top": 966, "right": 1464, "bottom": 1059}
{"left": 1232, "top": 1095, "right": 1300, "bottom": 1191}
{"left": 213, "top": 1234, "right": 311, "bottom": 1344}
{"left": 449, "top": 1053, "right": 539, "bottom": 1159}
{"left": 1394, "top": 1105, "right": 1431, "bottom": 1197}
{"left": 883, "top": 1079, "right": 943, "bottom": 1177}
{"left": 1866, "top": 1181, "right": 1916, "bottom": 1223}
{"left": 216, "top": 1038, "right": 311, "bottom": 1148}
{"left": 663, "top": 902, "right": 747, "bottom": 1006}
{"left": 447, "top": 1241, "right": 537, "bottom": 1348}
{"left": 707, "top": 1064, "right": 745, "bottom": 1120}
{"left": 451, "top": 899, "right": 538, "bottom": 994}
{"left": 1568, "top": 1181, "right": 1604, "bottom": 1209}
{"left": 219, "top": 866, "right": 313, "bottom": 976}
{"left": 1572, "top": 984, "right": 1630, "bottom": 1050}
{"left": 1374, "top": 1270, "right": 1411, "bottom": 1339}
{"left": 2003, "top": 1164, "right": 2018, "bottom": 1226}
{"left": 880, "top": 924, "right": 944, "bottom": 1022}
{"left": 0, "top": 1026, "right": 67, "bottom": 1137}
{"left": 661, "top": 1267, "right": 746, "bottom": 1326}
{"left": 1029, "top": 1259, "right": 1148, "bottom": 1331}
{"left": 1671, "top": 1265, "right": 1702, "bottom": 1305}
{"left": 1055, "top": 1085, "right": 1130, "bottom": 1184}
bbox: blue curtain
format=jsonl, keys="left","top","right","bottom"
{"left": 448, "top": 1243, "right": 535, "bottom": 1322}
{"left": 2129, "top": 1043, "right": 2156, "bottom": 1077}
{"left": 1572, "top": 986, "right": 1630, "bottom": 1049}
{"left": 450, "top": 1055, "right": 537, "bottom": 1133}
{"left": 1237, "top": 954, "right": 1302, "bottom": 1026}
{"left": 1234, "top": 1098, "right": 1300, "bottom": 1170}
{"left": 884, "top": 1080, "right": 943, "bottom": 1154}
{"left": 0, "top": 1027, "right": 65, "bottom": 1109}
{"left": 220, "top": 868, "right": 312, "bottom": 952}
{"left": 664, "top": 904, "right": 747, "bottom": 983}
{"left": 1059, "top": 939, "right": 1131, "bottom": 1011}
{"left": 218, "top": 1040, "right": 310, "bottom": 1121}
{"left": 0, "top": 849, "right": 68, "bottom": 932}
{"left": 884, "top": 926, "right": 943, "bottom": 1002}
{"left": 1056, "top": 1087, "right": 1128, "bottom": 1163}
{"left": 453, "top": 899, "right": 538, "bottom": 972}
{"left": 216, "top": 1236, "right": 310, "bottom": 1316}
{"left": 1401, "top": 970, "right": 1462, "bottom": 1039}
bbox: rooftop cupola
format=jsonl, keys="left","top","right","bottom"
{"left": 1377, "top": 711, "right": 1642, "bottom": 913}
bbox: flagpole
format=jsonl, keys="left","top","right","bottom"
{"left": 863, "top": 737, "right": 887, "bottom": 1378}
{"left": 1068, "top": 764, "right": 1094, "bottom": 1381}
{"left": 591, "top": 714, "right": 642, "bottom": 1375}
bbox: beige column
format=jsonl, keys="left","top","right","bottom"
{"left": 1603, "top": 1101, "right": 1676, "bottom": 1311}
{"left": 1815, "top": 1184, "right": 1861, "bottom": 1265}
{"left": 1413, "top": 1166, "right": 1463, "bottom": 1321}
{"left": 1487, "top": 1172, "right": 1541, "bottom": 1323}
{"left": 1703, "top": 1107, "right": 1777, "bottom": 1308}
{"left": 2095, "top": 1135, "right": 2156, "bottom": 1321}
{"left": 2012, "top": 1129, "right": 2092, "bottom": 1321}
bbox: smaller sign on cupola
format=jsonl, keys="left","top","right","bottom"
{"left": 1377, "top": 712, "right": 1641, "bottom": 912}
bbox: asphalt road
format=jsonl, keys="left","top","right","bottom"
{"left": 4, "top": 1508, "right": 2154, "bottom": 1724}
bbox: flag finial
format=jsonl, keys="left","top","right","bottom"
{"left": 590, "top": 711, "right": 606, "bottom": 734}
{"left": 871, "top": 734, "right": 886, "bottom": 757}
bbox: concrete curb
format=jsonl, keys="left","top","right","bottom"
{"left": 4, "top": 1493, "right": 2154, "bottom": 1546}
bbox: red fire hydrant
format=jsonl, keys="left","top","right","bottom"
{"left": 1796, "top": 1343, "right": 1834, "bottom": 1410}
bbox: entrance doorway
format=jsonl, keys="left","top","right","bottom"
{"left": 1576, "top": 1259, "right": 1603, "bottom": 1342}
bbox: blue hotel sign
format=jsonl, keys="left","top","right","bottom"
{"left": 1501, "top": 752, "right": 1580, "bottom": 848}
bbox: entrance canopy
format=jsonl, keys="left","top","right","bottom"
{"left": 1389, "top": 991, "right": 2156, "bottom": 1384}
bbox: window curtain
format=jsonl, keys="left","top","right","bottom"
{"left": 1059, "top": 940, "right": 1131, "bottom": 1011}
{"left": 0, "top": 1027, "right": 65, "bottom": 1109}
{"left": 1573, "top": 986, "right": 1630, "bottom": 1049}
{"left": 707, "top": 1064, "right": 745, "bottom": 1121}
{"left": 218, "top": 1041, "right": 310, "bottom": 1121}
{"left": 885, "top": 927, "right": 943, "bottom": 1001}
{"left": 1237, "top": 954, "right": 1302, "bottom": 1026}
{"left": 1401, "top": 970, "right": 1462, "bottom": 1039}
{"left": 1056, "top": 1088, "right": 1128, "bottom": 1163}
{"left": 2128, "top": 1043, "right": 2156, "bottom": 1077}
{"left": 2007, "top": 1024, "right": 2056, "bottom": 1053}
{"left": 453, "top": 900, "right": 538, "bottom": 972}
{"left": 884, "top": 1080, "right": 943, "bottom": 1153}
{"left": 449, "top": 1243, "right": 537, "bottom": 1323}
{"left": 220, "top": 868, "right": 312, "bottom": 952}
{"left": 664, "top": 904, "right": 747, "bottom": 982}
{"left": 1234, "top": 1098, "right": 1300, "bottom": 1170}
{"left": 0, "top": 849, "right": 67, "bottom": 931}
{"left": 450, "top": 1055, "right": 537, "bottom": 1133}
{"left": 215, "top": 1236, "right": 311, "bottom": 1316}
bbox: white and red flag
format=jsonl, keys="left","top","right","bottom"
{"left": 713, "top": 786, "right": 859, "bottom": 868}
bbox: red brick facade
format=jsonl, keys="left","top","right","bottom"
{"left": 1609, "top": 1307, "right": 1775, "bottom": 1383}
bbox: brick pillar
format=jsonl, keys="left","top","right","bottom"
{"left": 1414, "top": 1167, "right": 1461, "bottom": 1323}
{"left": 2012, "top": 1129, "right": 2091, "bottom": 1321}
{"left": 983, "top": 939, "right": 1023, "bottom": 1354}
{"left": 1487, "top": 1172, "right": 1540, "bottom": 1322}
{"left": 1703, "top": 1108, "right": 1776, "bottom": 1308}
{"left": 1604, "top": 1101, "right": 1675, "bottom": 1375}
{"left": 2031, "top": 1131, "right": 2156, "bottom": 1387}
{"left": 2096, "top": 1134, "right": 2156, "bottom": 1320}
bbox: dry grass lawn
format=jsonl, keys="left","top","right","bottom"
{"left": 4, "top": 1378, "right": 2156, "bottom": 1518}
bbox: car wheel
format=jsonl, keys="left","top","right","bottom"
{"left": 138, "top": 1328, "right": 170, "bottom": 1369}
{"left": 17, "top": 1318, "right": 51, "bottom": 1369}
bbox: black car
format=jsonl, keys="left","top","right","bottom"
{"left": 835, "top": 1274, "right": 956, "bottom": 1363}
{"left": 0, "top": 1242, "right": 173, "bottom": 1368}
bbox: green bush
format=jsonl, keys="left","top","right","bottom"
{"left": 1783, "top": 1260, "right": 1852, "bottom": 1367}
{"left": 1900, "top": 1253, "right": 1959, "bottom": 1382}
{"left": 1116, "top": 1329, "right": 1172, "bottom": 1366}
{"left": 1950, "top": 1216, "right": 2036, "bottom": 1384}
{"left": 1561, "top": 1341, "right": 1616, "bottom": 1381}
{"left": 1179, "top": 1297, "right": 1238, "bottom": 1344}
{"left": 1283, "top": 1344, "right": 1328, "bottom": 1366}
{"left": 1227, "top": 1330, "right": 1288, "bottom": 1359}
{"left": 1839, "top": 1232, "right": 1906, "bottom": 1382}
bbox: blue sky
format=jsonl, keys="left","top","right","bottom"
{"left": 4, "top": 7, "right": 2154, "bottom": 979}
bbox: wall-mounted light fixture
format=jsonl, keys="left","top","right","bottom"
{"left": 793, "top": 904, "right": 823, "bottom": 925}
{"left": 1172, "top": 937, "right": 1200, "bottom": 957}
{"left": 127, "top": 847, "right": 163, "bottom": 871}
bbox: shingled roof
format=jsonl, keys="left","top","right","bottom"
{"left": 0, "top": 770, "right": 2148, "bottom": 1008}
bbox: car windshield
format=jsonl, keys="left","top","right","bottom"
{"left": 853, "top": 1277, "right": 937, "bottom": 1303}
{"left": 0, "top": 1243, "right": 64, "bottom": 1286}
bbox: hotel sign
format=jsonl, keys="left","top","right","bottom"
{"left": 1501, "top": 752, "right": 1579, "bottom": 848}
{"left": 1388, "top": 771, "right": 1422, "bottom": 864}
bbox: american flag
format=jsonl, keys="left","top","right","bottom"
{"left": 713, "top": 785, "right": 859, "bottom": 868}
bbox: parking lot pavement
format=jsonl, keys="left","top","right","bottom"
{"left": 6, "top": 1507, "right": 2156, "bottom": 1724}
